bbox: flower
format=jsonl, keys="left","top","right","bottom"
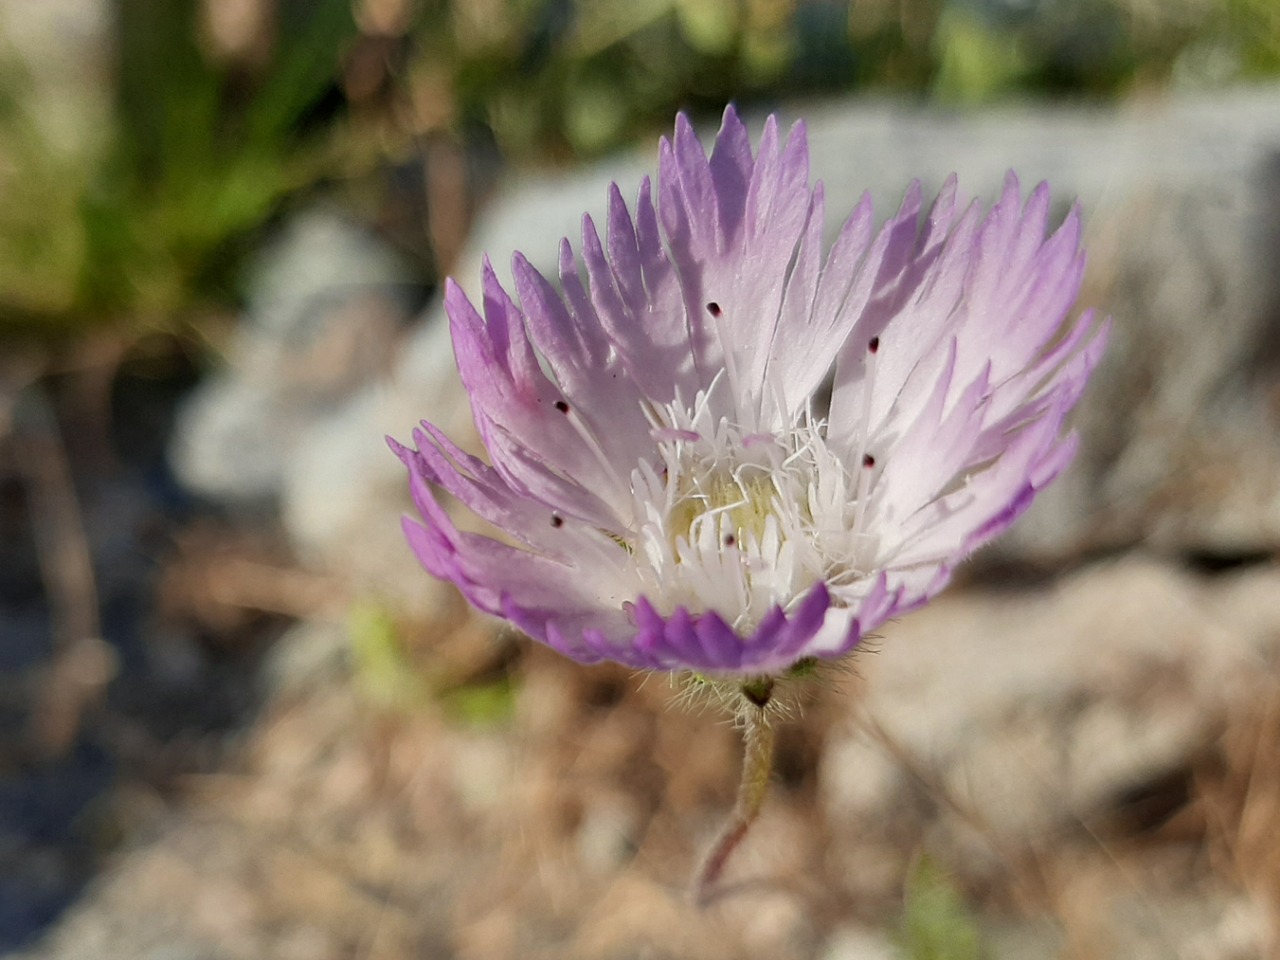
{"left": 390, "top": 105, "right": 1107, "bottom": 679}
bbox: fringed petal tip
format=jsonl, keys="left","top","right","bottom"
{"left": 386, "top": 434, "right": 411, "bottom": 464}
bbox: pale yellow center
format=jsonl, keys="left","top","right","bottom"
{"left": 668, "top": 469, "right": 785, "bottom": 549}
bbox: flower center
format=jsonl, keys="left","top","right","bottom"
{"left": 619, "top": 385, "right": 875, "bottom": 631}
{"left": 667, "top": 467, "right": 784, "bottom": 551}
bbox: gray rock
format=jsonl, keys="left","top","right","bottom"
{"left": 280, "top": 86, "right": 1280, "bottom": 606}
{"left": 170, "top": 208, "right": 417, "bottom": 503}
{"left": 256, "top": 620, "right": 351, "bottom": 700}
{"left": 820, "top": 556, "right": 1280, "bottom": 895}
{"left": 1091, "top": 890, "right": 1270, "bottom": 960}
{"left": 819, "top": 925, "right": 897, "bottom": 960}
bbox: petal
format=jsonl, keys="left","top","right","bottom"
{"left": 581, "top": 182, "right": 700, "bottom": 403}
{"left": 656, "top": 110, "right": 819, "bottom": 425}
{"left": 707, "top": 103, "right": 754, "bottom": 247}
{"left": 510, "top": 251, "right": 654, "bottom": 471}
{"left": 752, "top": 183, "right": 833, "bottom": 425}
{"left": 395, "top": 434, "right": 642, "bottom": 630}
{"left": 445, "top": 271, "right": 631, "bottom": 521}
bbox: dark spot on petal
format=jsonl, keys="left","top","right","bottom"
{"left": 868, "top": 336, "right": 880, "bottom": 354}
{"left": 550, "top": 514, "right": 564, "bottom": 528}
{"left": 554, "top": 400, "right": 570, "bottom": 413}
{"left": 723, "top": 533, "right": 736, "bottom": 547}
{"left": 862, "top": 453, "right": 876, "bottom": 468}
{"left": 706, "top": 302, "right": 722, "bottom": 317}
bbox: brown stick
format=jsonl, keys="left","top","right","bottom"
{"left": 12, "top": 386, "right": 115, "bottom": 758}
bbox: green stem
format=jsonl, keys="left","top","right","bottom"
{"left": 692, "top": 697, "right": 776, "bottom": 906}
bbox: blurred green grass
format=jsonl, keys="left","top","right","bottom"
{"left": 895, "top": 857, "right": 986, "bottom": 960}
{"left": 0, "top": 0, "right": 1277, "bottom": 343}
{"left": 0, "top": 0, "right": 357, "bottom": 339}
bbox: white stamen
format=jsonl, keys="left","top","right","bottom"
{"left": 611, "top": 387, "right": 883, "bottom": 632}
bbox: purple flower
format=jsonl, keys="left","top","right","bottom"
{"left": 391, "top": 106, "right": 1107, "bottom": 678}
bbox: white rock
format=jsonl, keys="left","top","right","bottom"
{"left": 171, "top": 209, "right": 416, "bottom": 503}
{"left": 820, "top": 925, "right": 897, "bottom": 960}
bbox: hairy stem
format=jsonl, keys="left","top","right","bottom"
{"left": 692, "top": 694, "right": 776, "bottom": 905}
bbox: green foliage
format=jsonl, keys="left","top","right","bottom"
{"left": 1224, "top": 0, "right": 1280, "bottom": 75}
{"left": 438, "top": 675, "right": 517, "bottom": 728}
{"left": 400, "top": 0, "right": 1280, "bottom": 164}
{"left": 348, "top": 598, "right": 516, "bottom": 726}
{"left": 0, "top": 0, "right": 357, "bottom": 338}
{"left": 932, "top": 7, "right": 1030, "bottom": 104}
{"left": 407, "top": 0, "right": 944, "bottom": 161}
{"left": 349, "top": 599, "right": 431, "bottom": 712}
{"left": 0, "top": 59, "right": 92, "bottom": 321}
{"left": 1, "top": 0, "right": 1277, "bottom": 341}
{"left": 894, "top": 857, "right": 986, "bottom": 960}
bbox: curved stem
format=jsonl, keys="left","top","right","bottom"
{"left": 692, "top": 699, "right": 776, "bottom": 906}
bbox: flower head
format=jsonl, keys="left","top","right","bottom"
{"left": 391, "top": 106, "right": 1107, "bottom": 678}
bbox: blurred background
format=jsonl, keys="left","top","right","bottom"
{"left": 2, "top": 1, "right": 1280, "bottom": 958}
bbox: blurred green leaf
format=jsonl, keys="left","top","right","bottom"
{"left": 564, "top": 75, "right": 630, "bottom": 153}
{"left": 1228, "top": 0, "right": 1280, "bottom": 74}
{"left": 439, "top": 676, "right": 517, "bottom": 728}
{"left": 2, "top": 0, "right": 1279, "bottom": 341}
{"left": 0, "top": 0, "right": 356, "bottom": 337}
{"left": 932, "top": 7, "right": 1028, "bottom": 103}
{"left": 675, "top": 0, "right": 738, "bottom": 55}
{"left": 349, "top": 599, "right": 431, "bottom": 711}
{"left": 244, "top": 0, "right": 358, "bottom": 146}
{"left": 895, "top": 857, "right": 986, "bottom": 960}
